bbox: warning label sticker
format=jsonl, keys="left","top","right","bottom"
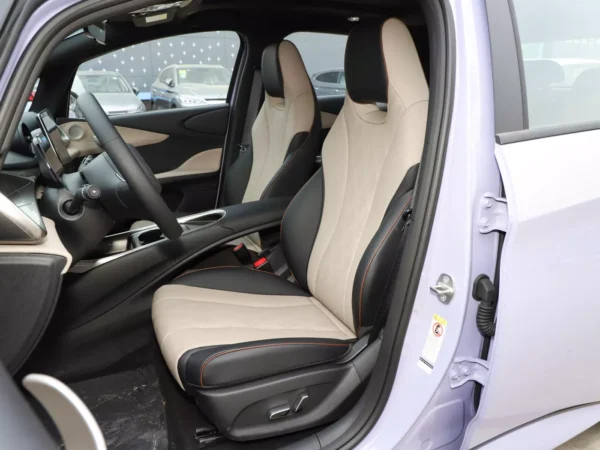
{"left": 418, "top": 314, "right": 447, "bottom": 374}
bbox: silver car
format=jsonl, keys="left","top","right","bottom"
{"left": 70, "top": 70, "right": 145, "bottom": 117}
{"left": 151, "top": 64, "right": 231, "bottom": 109}
{"left": 310, "top": 68, "right": 346, "bottom": 96}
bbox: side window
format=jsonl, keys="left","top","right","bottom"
{"left": 70, "top": 31, "right": 240, "bottom": 117}
{"left": 315, "top": 71, "right": 340, "bottom": 84}
{"left": 158, "top": 68, "right": 171, "bottom": 84}
{"left": 513, "top": 0, "right": 600, "bottom": 128}
{"left": 286, "top": 32, "right": 347, "bottom": 97}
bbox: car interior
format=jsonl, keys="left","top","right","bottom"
{"left": 0, "top": 0, "right": 439, "bottom": 448}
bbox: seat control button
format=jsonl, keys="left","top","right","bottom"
{"left": 293, "top": 393, "right": 309, "bottom": 412}
{"left": 268, "top": 405, "right": 290, "bottom": 420}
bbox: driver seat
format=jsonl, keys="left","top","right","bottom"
{"left": 152, "top": 18, "right": 428, "bottom": 440}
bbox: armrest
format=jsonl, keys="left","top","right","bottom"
{"left": 218, "top": 197, "right": 292, "bottom": 234}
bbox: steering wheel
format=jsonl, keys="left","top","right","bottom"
{"left": 76, "top": 93, "right": 182, "bottom": 240}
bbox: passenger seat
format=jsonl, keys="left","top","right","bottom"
{"left": 132, "top": 40, "right": 321, "bottom": 253}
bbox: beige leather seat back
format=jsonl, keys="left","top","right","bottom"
{"left": 305, "top": 18, "right": 429, "bottom": 330}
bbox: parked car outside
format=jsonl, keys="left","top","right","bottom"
{"left": 151, "top": 64, "right": 231, "bottom": 109}
{"left": 69, "top": 70, "right": 146, "bottom": 117}
{"left": 310, "top": 68, "right": 345, "bottom": 96}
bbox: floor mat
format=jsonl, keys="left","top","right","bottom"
{"left": 70, "top": 365, "right": 168, "bottom": 450}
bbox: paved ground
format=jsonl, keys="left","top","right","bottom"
{"left": 557, "top": 423, "right": 600, "bottom": 449}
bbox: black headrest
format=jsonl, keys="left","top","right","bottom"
{"left": 262, "top": 43, "right": 284, "bottom": 98}
{"left": 345, "top": 20, "right": 388, "bottom": 104}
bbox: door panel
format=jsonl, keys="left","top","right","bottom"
{"left": 110, "top": 104, "right": 229, "bottom": 213}
{"left": 316, "top": 94, "right": 345, "bottom": 149}
{"left": 109, "top": 105, "right": 228, "bottom": 171}
{"left": 57, "top": 104, "right": 229, "bottom": 214}
{"left": 468, "top": 131, "right": 600, "bottom": 446}
{"left": 317, "top": 94, "right": 344, "bottom": 120}
{"left": 61, "top": 121, "right": 169, "bottom": 159}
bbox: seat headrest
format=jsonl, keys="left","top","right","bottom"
{"left": 345, "top": 19, "right": 388, "bottom": 104}
{"left": 345, "top": 18, "right": 428, "bottom": 107}
{"left": 261, "top": 40, "right": 312, "bottom": 100}
{"left": 262, "top": 43, "right": 285, "bottom": 98}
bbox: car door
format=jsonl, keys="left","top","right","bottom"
{"left": 152, "top": 67, "right": 175, "bottom": 110}
{"left": 464, "top": 0, "right": 600, "bottom": 447}
{"left": 64, "top": 31, "right": 240, "bottom": 215}
{"left": 313, "top": 70, "right": 343, "bottom": 96}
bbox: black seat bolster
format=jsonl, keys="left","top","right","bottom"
{"left": 178, "top": 338, "right": 353, "bottom": 390}
{"left": 352, "top": 164, "right": 419, "bottom": 335}
{"left": 173, "top": 266, "right": 310, "bottom": 296}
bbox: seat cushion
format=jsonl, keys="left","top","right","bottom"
{"left": 152, "top": 267, "right": 356, "bottom": 389}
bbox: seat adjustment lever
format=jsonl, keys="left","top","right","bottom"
{"left": 293, "top": 393, "right": 309, "bottom": 412}
{"left": 268, "top": 405, "right": 290, "bottom": 420}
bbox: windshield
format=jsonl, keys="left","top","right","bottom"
{"left": 78, "top": 74, "right": 131, "bottom": 93}
{"left": 177, "top": 67, "right": 231, "bottom": 85}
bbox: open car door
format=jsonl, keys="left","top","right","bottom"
{"left": 465, "top": 0, "right": 600, "bottom": 446}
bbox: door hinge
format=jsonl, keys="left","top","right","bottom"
{"left": 449, "top": 357, "right": 489, "bottom": 388}
{"left": 478, "top": 193, "right": 507, "bottom": 234}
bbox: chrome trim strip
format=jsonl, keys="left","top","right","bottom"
{"left": 106, "top": 209, "right": 227, "bottom": 237}
{"left": 70, "top": 209, "right": 226, "bottom": 274}
{"left": 23, "top": 374, "right": 106, "bottom": 450}
{"left": 0, "top": 191, "right": 47, "bottom": 244}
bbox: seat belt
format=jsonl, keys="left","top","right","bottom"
{"left": 239, "top": 69, "right": 263, "bottom": 152}
{"left": 368, "top": 168, "right": 420, "bottom": 344}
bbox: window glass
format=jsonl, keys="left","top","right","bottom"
{"left": 513, "top": 0, "right": 600, "bottom": 128}
{"left": 176, "top": 66, "right": 232, "bottom": 85}
{"left": 78, "top": 73, "right": 131, "bottom": 93}
{"left": 315, "top": 71, "right": 339, "bottom": 84}
{"left": 158, "top": 69, "right": 172, "bottom": 84}
{"left": 286, "top": 32, "right": 347, "bottom": 97}
{"left": 71, "top": 31, "right": 240, "bottom": 117}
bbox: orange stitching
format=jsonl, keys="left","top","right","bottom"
{"left": 357, "top": 197, "right": 411, "bottom": 330}
{"left": 199, "top": 341, "right": 349, "bottom": 387}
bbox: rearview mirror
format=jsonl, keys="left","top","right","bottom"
{"left": 165, "top": 78, "right": 175, "bottom": 88}
{"left": 84, "top": 23, "right": 106, "bottom": 45}
{"left": 132, "top": 87, "right": 139, "bottom": 95}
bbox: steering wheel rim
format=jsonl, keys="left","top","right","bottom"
{"left": 76, "top": 93, "right": 182, "bottom": 240}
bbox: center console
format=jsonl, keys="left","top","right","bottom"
{"left": 60, "top": 197, "right": 291, "bottom": 330}
{"left": 71, "top": 209, "right": 226, "bottom": 274}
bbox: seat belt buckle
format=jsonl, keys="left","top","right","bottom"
{"left": 253, "top": 256, "right": 272, "bottom": 272}
{"left": 238, "top": 144, "right": 249, "bottom": 153}
{"left": 232, "top": 243, "right": 253, "bottom": 265}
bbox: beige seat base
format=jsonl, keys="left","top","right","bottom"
{"left": 152, "top": 283, "right": 355, "bottom": 388}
